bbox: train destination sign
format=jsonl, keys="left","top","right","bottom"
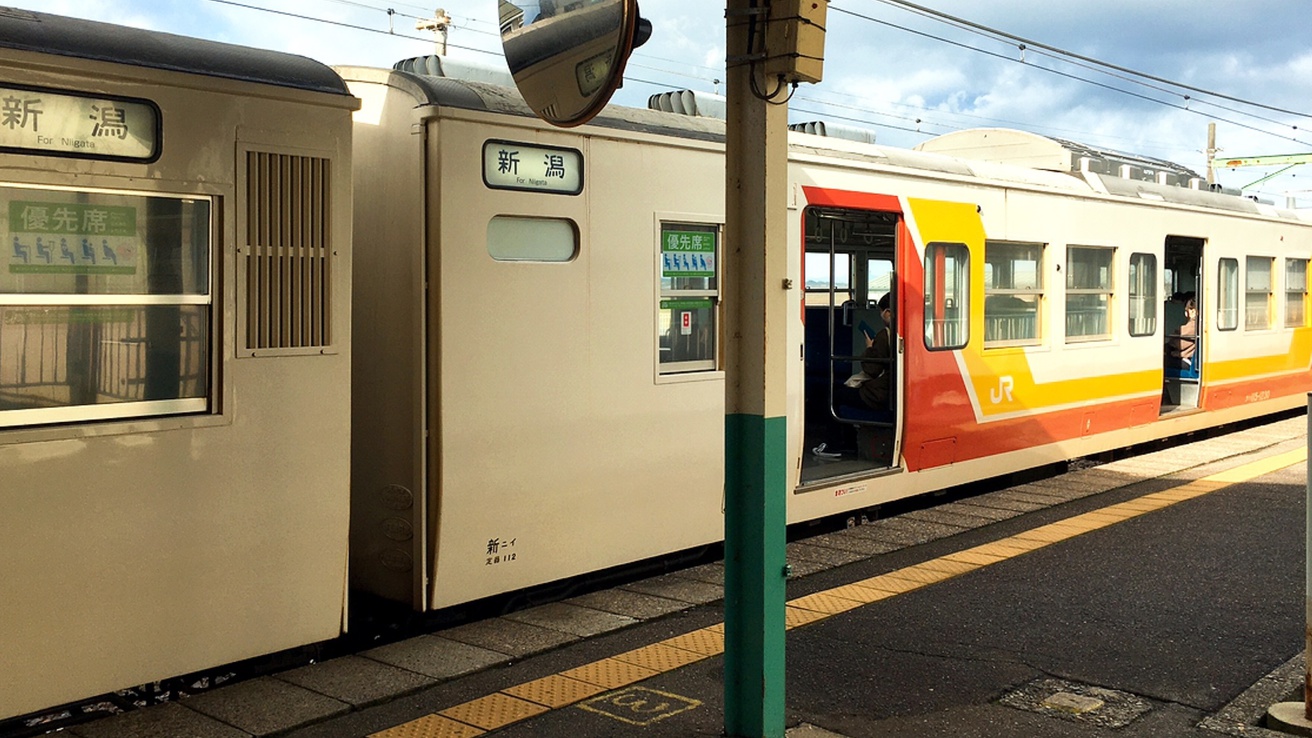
{"left": 0, "top": 85, "right": 159, "bottom": 161}
{"left": 482, "top": 139, "right": 583, "bottom": 195}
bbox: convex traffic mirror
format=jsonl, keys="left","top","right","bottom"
{"left": 498, "top": 0, "right": 650, "bottom": 127}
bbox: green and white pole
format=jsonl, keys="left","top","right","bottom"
{"left": 723, "top": 1, "right": 790, "bottom": 734}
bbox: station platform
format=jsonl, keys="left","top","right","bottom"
{"left": 42, "top": 414, "right": 1312, "bottom": 738}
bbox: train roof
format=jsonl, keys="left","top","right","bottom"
{"left": 0, "top": 8, "right": 351, "bottom": 97}
{"left": 340, "top": 66, "right": 1312, "bottom": 224}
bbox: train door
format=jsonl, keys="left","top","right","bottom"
{"left": 1162, "top": 235, "right": 1204, "bottom": 413}
{"left": 801, "top": 207, "right": 900, "bottom": 484}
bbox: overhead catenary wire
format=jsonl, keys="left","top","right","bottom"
{"left": 827, "top": 4, "right": 1312, "bottom": 149}
{"left": 196, "top": 0, "right": 1310, "bottom": 160}
{"left": 868, "top": 0, "right": 1312, "bottom": 121}
{"left": 203, "top": 0, "right": 501, "bottom": 57}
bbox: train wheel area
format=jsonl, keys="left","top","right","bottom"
{"left": 12, "top": 410, "right": 1305, "bottom": 738}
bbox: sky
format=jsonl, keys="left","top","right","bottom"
{"left": 27, "top": 0, "right": 1312, "bottom": 207}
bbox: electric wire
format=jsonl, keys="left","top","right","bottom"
{"left": 862, "top": 0, "right": 1306, "bottom": 131}
{"left": 193, "top": 0, "right": 1308, "bottom": 169}
{"left": 203, "top": 0, "right": 502, "bottom": 57}
{"left": 829, "top": 5, "right": 1312, "bottom": 148}
{"left": 867, "top": 0, "right": 1312, "bottom": 121}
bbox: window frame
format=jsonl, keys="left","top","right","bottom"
{"left": 1064, "top": 245, "right": 1116, "bottom": 343}
{"left": 1217, "top": 257, "right": 1239, "bottom": 331}
{"left": 0, "top": 182, "right": 214, "bottom": 429}
{"left": 656, "top": 219, "right": 721, "bottom": 375}
{"left": 923, "top": 241, "right": 969, "bottom": 351}
{"left": 1127, "top": 252, "right": 1157, "bottom": 337}
{"left": 1285, "top": 257, "right": 1308, "bottom": 329}
{"left": 983, "top": 240, "right": 1044, "bottom": 348}
{"left": 1245, "top": 255, "right": 1273, "bottom": 331}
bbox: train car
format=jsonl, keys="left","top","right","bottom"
{"left": 0, "top": 11, "right": 356, "bottom": 721}
{"left": 340, "top": 65, "right": 1312, "bottom": 614}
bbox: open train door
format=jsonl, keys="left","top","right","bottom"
{"left": 1162, "top": 235, "right": 1204, "bottom": 413}
{"left": 800, "top": 207, "right": 900, "bottom": 484}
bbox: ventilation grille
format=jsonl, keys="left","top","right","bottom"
{"left": 244, "top": 151, "right": 331, "bottom": 351}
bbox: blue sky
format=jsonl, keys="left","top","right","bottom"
{"left": 26, "top": 1, "right": 1312, "bottom": 206}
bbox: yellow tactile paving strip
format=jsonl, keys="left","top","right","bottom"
{"left": 370, "top": 446, "right": 1306, "bottom": 737}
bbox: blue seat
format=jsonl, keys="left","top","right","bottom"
{"left": 1164, "top": 345, "right": 1199, "bottom": 379}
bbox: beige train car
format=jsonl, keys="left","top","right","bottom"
{"left": 341, "top": 67, "right": 728, "bottom": 611}
{"left": 0, "top": 11, "right": 356, "bottom": 720}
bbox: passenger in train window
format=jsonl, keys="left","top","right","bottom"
{"left": 1167, "top": 296, "right": 1198, "bottom": 368}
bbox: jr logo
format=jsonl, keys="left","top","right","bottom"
{"left": 990, "top": 376, "right": 1014, "bottom": 404}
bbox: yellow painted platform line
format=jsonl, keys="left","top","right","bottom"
{"left": 369, "top": 445, "right": 1306, "bottom": 737}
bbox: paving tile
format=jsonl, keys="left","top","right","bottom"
{"left": 804, "top": 530, "right": 901, "bottom": 556}
{"left": 367, "top": 713, "right": 486, "bottom": 737}
{"left": 672, "top": 561, "right": 725, "bottom": 586}
{"left": 566, "top": 588, "right": 690, "bottom": 620}
{"left": 437, "top": 693, "right": 548, "bottom": 731}
{"left": 183, "top": 676, "right": 348, "bottom": 737}
{"left": 620, "top": 572, "right": 724, "bottom": 605}
{"left": 990, "top": 488, "right": 1068, "bottom": 506}
{"left": 941, "top": 501, "right": 1024, "bottom": 522}
{"left": 964, "top": 494, "right": 1047, "bottom": 513}
{"left": 363, "top": 635, "right": 510, "bottom": 680}
{"left": 439, "top": 617, "right": 579, "bottom": 659}
{"left": 900, "top": 507, "right": 993, "bottom": 529}
{"left": 274, "top": 655, "right": 436, "bottom": 708}
{"left": 786, "top": 541, "right": 866, "bottom": 567}
{"left": 501, "top": 601, "right": 638, "bottom": 638}
{"left": 502, "top": 674, "right": 607, "bottom": 708}
{"left": 784, "top": 556, "right": 832, "bottom": 578}
{"left": 66, "top": 703, "right": 250, "bottom": 738}
{"left": 1064, "top": 468, "right": 1139, "bottom": 490}
{"left": 1010, "top": 480, "right": 1092, "bottom": 501}
{"left": 853, "top": 516, "right": 966, "bottom": 548}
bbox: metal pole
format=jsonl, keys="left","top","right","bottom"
{"left": 1206, "top": 123, "right": 1217, "bottom": 186}
{"left": 1305, "top": 392, "right": 1310, "bottom": 721}
{"left": 723, "top": 1, "right": 789, "bottom": 735}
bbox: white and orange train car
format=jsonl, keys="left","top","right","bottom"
{"left": 343, "top": 67, "right": 1312, "bottom": 616}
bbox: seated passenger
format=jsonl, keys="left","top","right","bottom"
{"left": 1166, "top": 297, "right": 1198, "bottom": 368}
{"left": 839, "top": 293, "right": 892, "bottom": 411}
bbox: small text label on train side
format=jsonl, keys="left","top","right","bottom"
{"left": 485, "top": 536, "right": 519, "bottom": 566}
{"left": 833, "top": 483, "right": 867, "bottom": 498}
{"left": 1245, "top": 390, "right": 1271, "bottom": 404}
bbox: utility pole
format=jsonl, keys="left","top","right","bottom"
{"left": 1206, "top": 122, "right": 1217, "bottom": 185}
{"left": 723, "top": 2, "right": 827, "bottom": 735}
{"left": 415, "top": 8, "right": 454, "bottom": 56}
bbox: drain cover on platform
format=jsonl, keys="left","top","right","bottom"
{"left": 999, "top": 677, "right": 1152, "bottom": 729}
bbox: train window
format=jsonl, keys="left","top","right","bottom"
{"left": 0, "top": 185, "right": 211, "bottom": 428}
{"left": 487, "top": 216, "right": 578, "bottom": 262}
{"left": 1218, "top": 258, "right": 1239, "bottom": 331}
{"left": 1245, "top": 256, "right": 1273, "bottom": 330}
{"left": 1285, "top": 258, "right": 1308, "bottom": 328}
{"left": 923, "top": 242, "right": 968, "bottom": 350}
{"left": 804, "top": 251, "right": 851, "bottom": 306}
{"left": 983, "top": 241, "right": 1043, "bottom": 346}
{"left": 658, "top": 221, "right": 719, "bottom": 373}
{"left": 1066, "top": 246, "right": 1114, "bottom": 342}
{"left": 1128, "top": 253, "right": 1157, "bottom": 337}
